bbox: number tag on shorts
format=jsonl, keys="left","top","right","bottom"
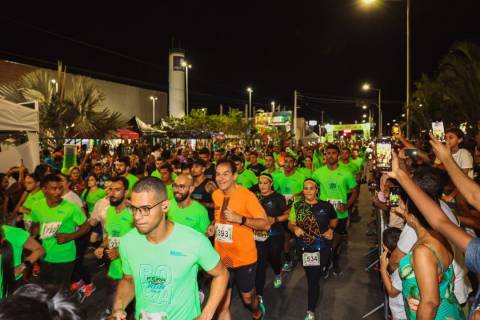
{"left": 328, "top": 199, "right": 343, "bottom": 212}
{"left": 140, "top": 311, "right": 168, "bottom": 320}
{"left": 254, "top": 230, "right": 268, "bottom": 242}
{"left": 109, "top": 236, "right": 120, "bottom": 249}
{"left": 40, "top": 221, "right": 62, "bottom": 239}
{"left": 302, "top": 252, "right": 321, "bottom": 267}
{"left": 215, "top": 223, "right": 233, "bottom": 243}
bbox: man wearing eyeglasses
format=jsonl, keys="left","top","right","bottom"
{"left": 111, "top": 177, "right": 228, "bottom": 320}
{"left": 93, "top": 176, "right": 134, "bottom": 313}
{"left": 168, "top": 174, "right": 210, "bottom": 235}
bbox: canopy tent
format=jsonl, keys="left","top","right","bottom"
{"left": 0, "top": 99, "right": 40, "bottom": 172}
{"left": 0, "top": 99, "right": 39, "bottom": 132}
{"left": 302, "top": 132, "right": 321, "bottom": 144}
{"left": 117, "top": 128, "right": 140, "bottom": 140}
{"left": 128, "top": 116, "right": 166, "bottom": 136}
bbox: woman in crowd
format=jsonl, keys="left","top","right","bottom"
{"left": 15, "top": 174, "right": 44, "bottom": 232}
{"left": 81, "top": 175, "right": 106, "bottom": 216}
{"left": 68, "top": 167, "right": 85, "bottom": 196}
{"left": 254, "top": 173, "right": 289, "bottom": 305}
{"left": 288, "top": 179, "right": 337, "bottom": 320}
{"left": 298, "top": 155, "right": 314, "bottom": 178}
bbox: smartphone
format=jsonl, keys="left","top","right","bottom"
{"left": 432, "top": 121, "right": 445, "bottom": 141}
{"left": 375, "top": 137, "right": 392, "bottom": 171}
{"left": 404, "top": 148, "right": 418, "bottom": 158}
{"left": 389, "top": 186, "right": 401, "bottom": 207}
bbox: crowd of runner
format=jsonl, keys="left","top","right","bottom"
{"left": 0, "top": 127, "right": 479, "bottom": 320}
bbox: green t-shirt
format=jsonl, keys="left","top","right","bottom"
{"left": 22, "top": 190, "right": 45, "bottom": 229}
{"left": 275, "top": 170, "right": 306, "bottom": 200}
{"left": 350, "top": 157, "right": 364, "bottom": 172}
{"left": 31, "top": 199, "right": 86, "bottom": 263}
{"left": 313, "top": 150, "right": 324, "bottom": 169}
{"left": 105, "top": 206, "right": 134, "bottom": 280}
{"left": 81, "top": 188, "right": 106, "bottom": 214}
{"left": 166, "top": 183, "right": 174, "bottom": 200}
{"left": 126, "top": 173, "right": 139, "bottom": 196}
{"left": 312, "top": 165, "right": 357, "bottom": 219}
{"left": 338, "top": 160, "right": 359, "bottom": 176}
{"left": 151, "top": 170, "right": 161, "bottom": 178}
{"left": 261, "top": 168, "right": 283, "bottom": 190}
{"left": 2, "top": 225, "right": 30, "bottom": 284}
{"left": 167, "top": 200, "right": 210, "bottom": 234}
{"left": 236, "top": 169, "right": 258, "bottom": 189}
{"left": 119, "top": 223, "right": 220, "bottom": 319}
{"left": 297, "top": 167, "right": 313, "bottom": 179}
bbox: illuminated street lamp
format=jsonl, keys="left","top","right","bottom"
{"left": 362, "top": 104, "right": 368, "bottom": 110}
{"left": 271, "top": 101, "right": 275, "bottom": 113}
{"left": 362, "top": 82, "right": 382, "bottom": 137}
{"left": 149, "top": 96, "right": 158, "bottom": 124}
{"left": 362, "top": 114, "right": 367, "bottom": 118}
{"left": 247, "top": 87, "right": 253, "bottom": 118}
{"left": 181, "top": 61, "right": 192, "bottom": 115}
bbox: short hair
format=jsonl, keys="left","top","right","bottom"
{"left": 26, "top": 173, "right": 40, "bottom": 182}
{"left": 265, "top": 153, "right": 274, "bottom": 158}
{"left": 326, "top": 144, "right": 340, "bottom": 153}
{"left": 250, "top": 151, "right": 258, "bottom": 157}
{"left": 342, "top": 147, "right": 351, "bottom": 153}
{"left": 34, "top": 164, "right": 51, "bottom": 179}
{"left": 285, "top": 154, "right": 296, "bottom": 162}
{"left": 160, "top": 163, "right": 173, "bottom": 173}
{"left": 382, "top": 227, "right": 401, "bottom": 252}
{"left": 0, "top": 283, "right": 84, "bottom": 320}
{"left": 445, "top": 127, "right": 465, "bottom": 140}
{"left": 109, "top": 176, "right": 129, "bottom": 190}
{"left": 230, "top": 155, "right": 243, "bottom": 164}
{"left": 199, "top": 148, "right": 210, "bottom": 156}
{"left": 117, "top": 156, "right": 131, "bottom": 167}
{"left": 41, "top": 173, "right": 62, "bottom": 188}
{"left": 412, "top": 166, "right": 447, "bottom": 199}
{"left": 132, "top": 176, "right": 166, "bottom": 199}
{"left": 216, "top": 159, "right": 237, "bottom": 174}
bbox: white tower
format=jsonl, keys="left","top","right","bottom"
{"left": 168, "top": 48, "right": 186, "bottom": 117}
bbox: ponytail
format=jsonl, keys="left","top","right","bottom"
{"left": 0, "top": 231, "right": 15, "bottom": 298}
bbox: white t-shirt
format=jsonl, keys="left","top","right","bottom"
{"left": 452, "top": 148, "right": 474, "bottom": 178}
{"left": 389, "top": 269, "right": 407, "bottom": 320}
{"left": 397, "top": 200, "right": 472, "bottom": 304}
{"left": 91, "top": 197, "right": 110, "bottom": 229}
{"left": 62, "top": 191, "right": 83, "bottom": 208}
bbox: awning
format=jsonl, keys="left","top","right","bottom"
{"left": 117, "top": 129, "right": 139, "bottom": 139}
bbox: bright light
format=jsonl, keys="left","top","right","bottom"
{"left": 392, "top": 119, "right": 396, "bottom": 123}
{"left": 362, "top": 105, "right": 368, "bottom": 110}
{"left": 150, "top": 96, "right": 157, "bottom": 101}
{"left": 50, "top": 79, "right": 57, "bottom": 84}
{"left": 362, "top": 119, "right": 366, "bottom": 123}
{"left": 419, "top": 104, "right": 423, "bottom": 107}
{"left": 401, "top": 113, "right": 405, "bottom": 117}
{"left": 362, "top": 114, "right": 367, "bottom": 118}
{"left": 181, "top": 61, "right": 187, "bottom": 67}
{"left": 387, "top": 122, "right": 391, "bottom": 126}
{"left": 362, "top": 83, "right": 371, "bottom": 91}
{"left": 188, "top": 64, "right": 192, "bottom": 69}
{"left": 271, "top": 101, "right": 275, "bottom": 106}
{"left": 361, "top": 0, "right": 377, "bottom": 5}
{"left": 247, "top": 87, "right": 253, "bottom": 93}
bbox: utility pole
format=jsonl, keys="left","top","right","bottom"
{"left": 244, "top": 104, "right": 248, "bottom": 121}
{"left": 406, "top": 0, "right": 411, "bottom": 138}
{"left": 293, "top": 90, "right": 298, "bottom": 146}
{"left": 220, "top": 104, "right": 223, "bottom": 115}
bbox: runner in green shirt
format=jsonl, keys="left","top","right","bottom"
{"left": 156, "top": 163, "right": 175, "bottom": 200}
{"left": 94, "top": 176, "right": 134, "bottom": 282}
{"left": 112, "top": 177, "right": 228, "bottom": 320}
{"left": 30, "top": 174, "right": 90, "bottom": 289}
{"left": 275, "top": 154, "right": 306, "bottom": 206}
{"left": 18, "top": 174, "right": 44, "bottom": 233}
{"left": 232, "top": 155, "right": 258, "bottom": 189}
{"left": 168, "top": 174, "right": 210, "bottom": 234}
{"left": 81, "top": 175, "right": 106, "bottom": 214}
{"left": 297, "top": 155, "right": 314, "bottom": 179}
{"left": 262, "top": 153, "right": 283, "bottom": 190}
{"left": 338, "top": 148, "right": 360, "bottom": 177}
{"left": 115, "top": 156, "right": 138, "bottom": 197}
{"left": 312, "top": 144, "right": 359, "bottom": 276}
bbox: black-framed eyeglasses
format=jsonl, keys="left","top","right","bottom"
{"left": 129, "top": 199, "right": 166, "bottom": 217}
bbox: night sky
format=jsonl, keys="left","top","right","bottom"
{"left": 1, "top": 0, "right": 479, "bottom": 124}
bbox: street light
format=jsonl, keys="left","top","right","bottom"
{"left": 149, "top": 96, "right": 158, "bottom": 124}
{"left": 247, "top": 87, "right": 253, "bottom": 118}
{"left": 362, "top": 104, "right": 368, "bottom": 110}
{"left": 50, "top": 79, "right": 58, "bottom": 94}
{"left": 181, "top": 61, "right": 192, "bottom": 115}
{"left": 362, "top": 82, "right": 383, "bottom": 137}
{"left": 361, "top": 0, "right": 412, "bottom": 138}
{"left": 401, "top": 113, "right": 406, "bottom": 118}
{"left": 362, "top": 114, "right": 367, "bottom": 118}
{"left": 271, "top": 101, "right": 275, "bottom": 113}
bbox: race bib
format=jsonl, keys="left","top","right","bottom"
{"left": 302, "top": 252, "right": 321, "bottom": 267}
{"left": 215, "top": 223, "right": 233, "bottom": 243}
{"left": 140, "top": 311, "right": 168, "bottom": 320}
{"left": 108, "top": 236, "right": 120, "bottom": 249}
{"left": 254, "top": 230, "right": 268, "bottom": 242}
{"left": 328, "top": 199, "right": 343, "bottom": 212}
{"left": 40, "top": 221, "right": 62, "bottom": 239}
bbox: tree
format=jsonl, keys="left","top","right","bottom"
{"left": 0, "top": 68, "right": 125, "bottom": 146}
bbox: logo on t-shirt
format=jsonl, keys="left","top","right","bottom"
{"left": 140, "top": 264, "right": 172, "bottom": 305}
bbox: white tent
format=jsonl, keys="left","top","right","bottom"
{"left": 0, "top": 99, "right": 40, "bottom": 172}
{"left": 0, "top": 99, "right": 39, "bottom": 132}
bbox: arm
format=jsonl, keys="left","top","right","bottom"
{"left": 345, "top": 187, "right": 359, "bottom": 209}
{"left": 55, "top": 221, "right": 91, "bottom": 244}
{"left": 198, "top": 261, "right": 229, "bottom": 320}
{"left": 23, "top": 237, "right": 45, "bottom": 263}
{"left": 412, "top": 246, "right": 440, "bottom": 319}
{"left": 111, "top": 275, "right": 135, "bottom": 319}
{"left": 288, "top": 221, "right": 305, "bottom": 237}
{"left": 388, "top": 248, "right": 406, "bottom": 273}
{"left": 380, "top": 252, "right": 401, "bottom": 298}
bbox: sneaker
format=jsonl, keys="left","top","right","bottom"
{"left": 323, "top": 268, "right": 330, "bottom": 280}
{"left": 304, "top": 311, "right": 315, "bottom": 320}
{"left": 258, "top": 295, "right": 266, "bottom": 319}
{"left": 273, "top": 275, "right": 282, "bottom": 288}
{"left": 82, "top": 283, "right": 96, "bottom": 298}
{"left": 281, "top": 262, "right": 293, "bottom": 272}
{"left": 333, "top": 268, "right": 344, "bottom": 277}
{"left": 70, "top": 280, "right": 84, "bottom": 291}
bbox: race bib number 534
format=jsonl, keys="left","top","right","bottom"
{"left": 215, "top": 223, "right": 233, "bottom": 243}
{"left": 302, "top": 252, "right": 321, "bottom": 267}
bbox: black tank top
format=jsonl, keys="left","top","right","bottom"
{"left": 192, "top": 178, "right": 214, "bottom": 220}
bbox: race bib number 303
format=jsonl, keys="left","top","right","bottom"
{"left": 215, "top": 223, "right": 233, "bottom": 243}
{"left": 302, "top": 252, "right": 321, "bottom": 267}
{"left": 40, "top": 221, "right": 62, "bottom": 239}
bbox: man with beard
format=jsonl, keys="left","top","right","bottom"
{"left": 115, "top": 157, "right": 138, "bottom": 197}
{"left": 168, "top": 174, "right": 210, "bottom": 235}
{"left": 191, "top": 159, "right": 217, "bottom": 221}
{"left": 94, "top": 176, "right": 134, "bottom": 312}
{"left": 111, "top": 177, "right": 228, "bottom": 320}
{"left": 30, "top": 174, "right": 90, "bottom": 289}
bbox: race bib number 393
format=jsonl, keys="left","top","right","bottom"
{"left": 215, "top": 223, "right": 233, "bottom": 243}
{"left": 302, "top": 252, "right": 321, "bottom": 267}
{"left": 40, "top": 221, "right": 62, "bottom": 239}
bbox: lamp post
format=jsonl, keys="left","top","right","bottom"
{"left": 362, "top": 83, "right": 382, "bottom": 137}
{"left": 149, "top": 96, "right": 158, "bottom": 124}
{"left": 361, "top": 0, "right": 411, "bottom": 138}
{"left": 181, "top": 61, "right": 192, "bottom": 116}
{"left": 247, "top": 87, "right": 253, "bottom": 118}
{"left": 271, "top": 101, "right": 275, "bottom": 113}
